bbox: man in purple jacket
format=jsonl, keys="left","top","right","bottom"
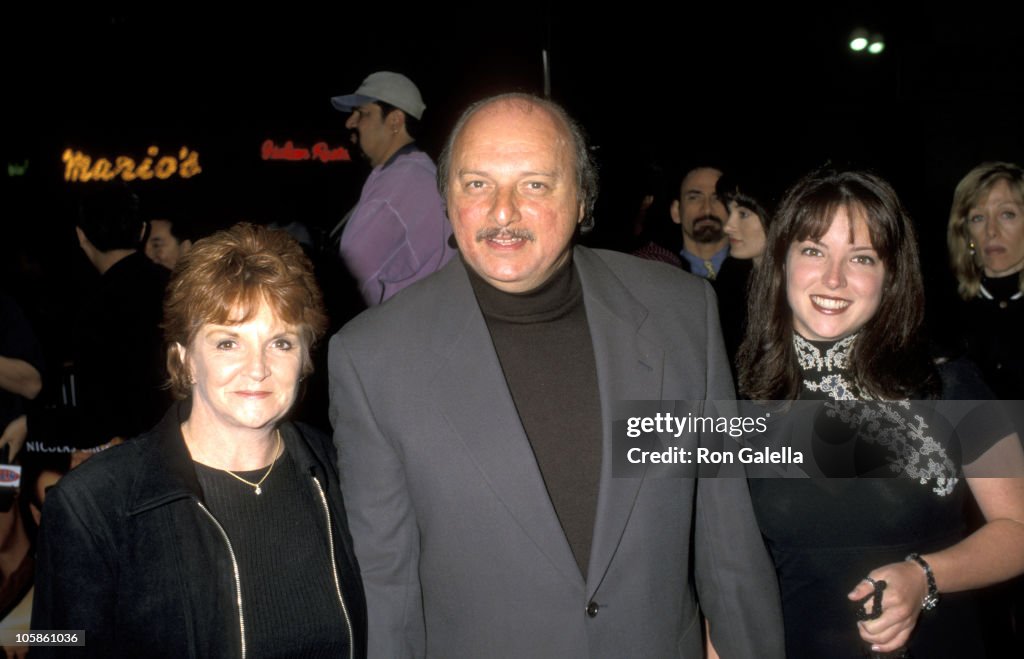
{"left": 331, "top": 71, "right": 455, "bottom": 306}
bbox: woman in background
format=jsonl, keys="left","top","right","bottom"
{"left": 715, "top": 171, "right": 776, "bottom": 365}
{"left": 946, "top": 161, "right": 1024, "bottom": 401}
{"left": 946, "top": 160, "right": 1024, "bottom": 653}
{"left": 718, "top": 172, "right": 773, "bottom": 267}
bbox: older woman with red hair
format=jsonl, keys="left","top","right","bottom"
{"left": 32, "top": 223, "right": 366, "bottom": 658}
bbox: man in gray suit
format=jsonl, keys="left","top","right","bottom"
{"left": 329, "top": 93, "right": 784, "bottom": 658}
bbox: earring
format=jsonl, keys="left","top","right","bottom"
{"left": 968, "top": 241, "right": 976, "bottom": 255}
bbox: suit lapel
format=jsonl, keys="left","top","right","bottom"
{"left": 574, "top": 249, "right": 665, "bottom": 595}
{"left": 431, "top": 260, "right": 583, "bottom": 590}
{"left": 430, "top": 252, "right": 666, "bottom": 595}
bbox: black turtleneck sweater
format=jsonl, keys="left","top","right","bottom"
{"left": 466, "top": 258, "right": 602, "bottom": 576}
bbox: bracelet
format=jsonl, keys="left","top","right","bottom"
{"left": 906, "top": 553, "right": 939, "bottom": 611}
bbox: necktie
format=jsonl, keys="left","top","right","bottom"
{"left": 704, "top": 260, "right": 716, "bottom": 281}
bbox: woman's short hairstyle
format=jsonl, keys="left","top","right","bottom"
{"left": 737, "top": 169, "right": 937, "bottom": 401}
{"left": 947, "top": 161, "right": 1024, "bottom": 300}
{"left": 163, "top": 223, "right": 328, "bottom": 399}
{"left": 715, "top": 171, "right": 775, "bottom": 232}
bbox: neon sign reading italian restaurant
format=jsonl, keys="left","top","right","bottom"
{"left": 261, "top": 140, "right": 350, "bottom": 163}
{"left": 63, "top": 146, "right": 202, "bottom": 182}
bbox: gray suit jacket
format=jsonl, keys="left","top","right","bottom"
{"left": 329, "top": 247, "right": 783, "bottom": 658}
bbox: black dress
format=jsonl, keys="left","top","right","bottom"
{"left": 748, "top": 334, "right": 1011, "bottom": 658}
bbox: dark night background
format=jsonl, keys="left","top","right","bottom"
{"left": 2, "top": 5, "right": 1022, "bottom": 361}
{"left": 2, "top": 7, "right": 1022, "bottom": 651}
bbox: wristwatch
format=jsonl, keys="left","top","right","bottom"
{"left": 906, "top": 553, "right": 939, "bottom": 611}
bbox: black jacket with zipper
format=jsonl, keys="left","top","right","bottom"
{"left": 31, "top": 402, "right": 367, "bottom": 658}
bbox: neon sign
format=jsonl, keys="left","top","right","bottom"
{"left": 7, "top": 160, "right": 28, "bottom": 177}
{"left": 261, "top": 140, "right": 350, "bottom": 163}
{"left": 62, "top": 146, "right": 202, "bottom": 182}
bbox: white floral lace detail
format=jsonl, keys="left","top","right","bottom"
{"left": 794, "top": 334, "right": 860, "bottom": 400}
{"left": 823, "top": 401, "right": 958, "bottom": 496}
{"left": 794, "top": 333, "right": 958, "bottom": 496}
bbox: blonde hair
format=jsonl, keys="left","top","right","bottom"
{"left": 947, "top": 161, "right": 1024, "bottom": 300}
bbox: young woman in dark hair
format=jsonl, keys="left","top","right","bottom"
{"left": 717, "top": 171, "right": 774, "bottom": 267}
{"left": 737, "top": 169, "right": 1024, "bottom": 657}
{"left": 715, "top": 170, "right": 776, "bottom": 364}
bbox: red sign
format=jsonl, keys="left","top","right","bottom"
{"left": 261, "top": 140, "right": 350, "bottom": 163}
{"left": 0, "top": 467, "right": 21, "bottom": 485}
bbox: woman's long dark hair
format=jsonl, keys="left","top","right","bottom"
{"left": 737, "top": 169, "right": 938, "bottom": 401}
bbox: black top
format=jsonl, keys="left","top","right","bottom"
{"left": 749, "top": 334, "right": 1009, "bottom": 658}
{"left": 697, "top": 256, "right": 752, "bottom": 367}
{"left": 467, "top": 257, "right": 602, "bottom": 575}
{"left": 961, "top": 274, "right": 1024, "bottom": 400}
{"left": 72, "top": 251, "right": 170, "bottom": 447}
{"left": 195, "top": 448, "right": 349, "bottom": 659}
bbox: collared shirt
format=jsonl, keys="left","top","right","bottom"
{"left": 680, "top": 244, "right": 729, "bottom": 279}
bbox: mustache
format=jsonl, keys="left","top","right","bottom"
{"left": 475, "top": 227, "right": 536, "bottom": 242}
{"left": 693, "top": 214, "right": 723, "bottom": 227}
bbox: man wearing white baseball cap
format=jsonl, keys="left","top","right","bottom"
{"left": 331, "top": 71, "right": 455, "bottom": 306}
